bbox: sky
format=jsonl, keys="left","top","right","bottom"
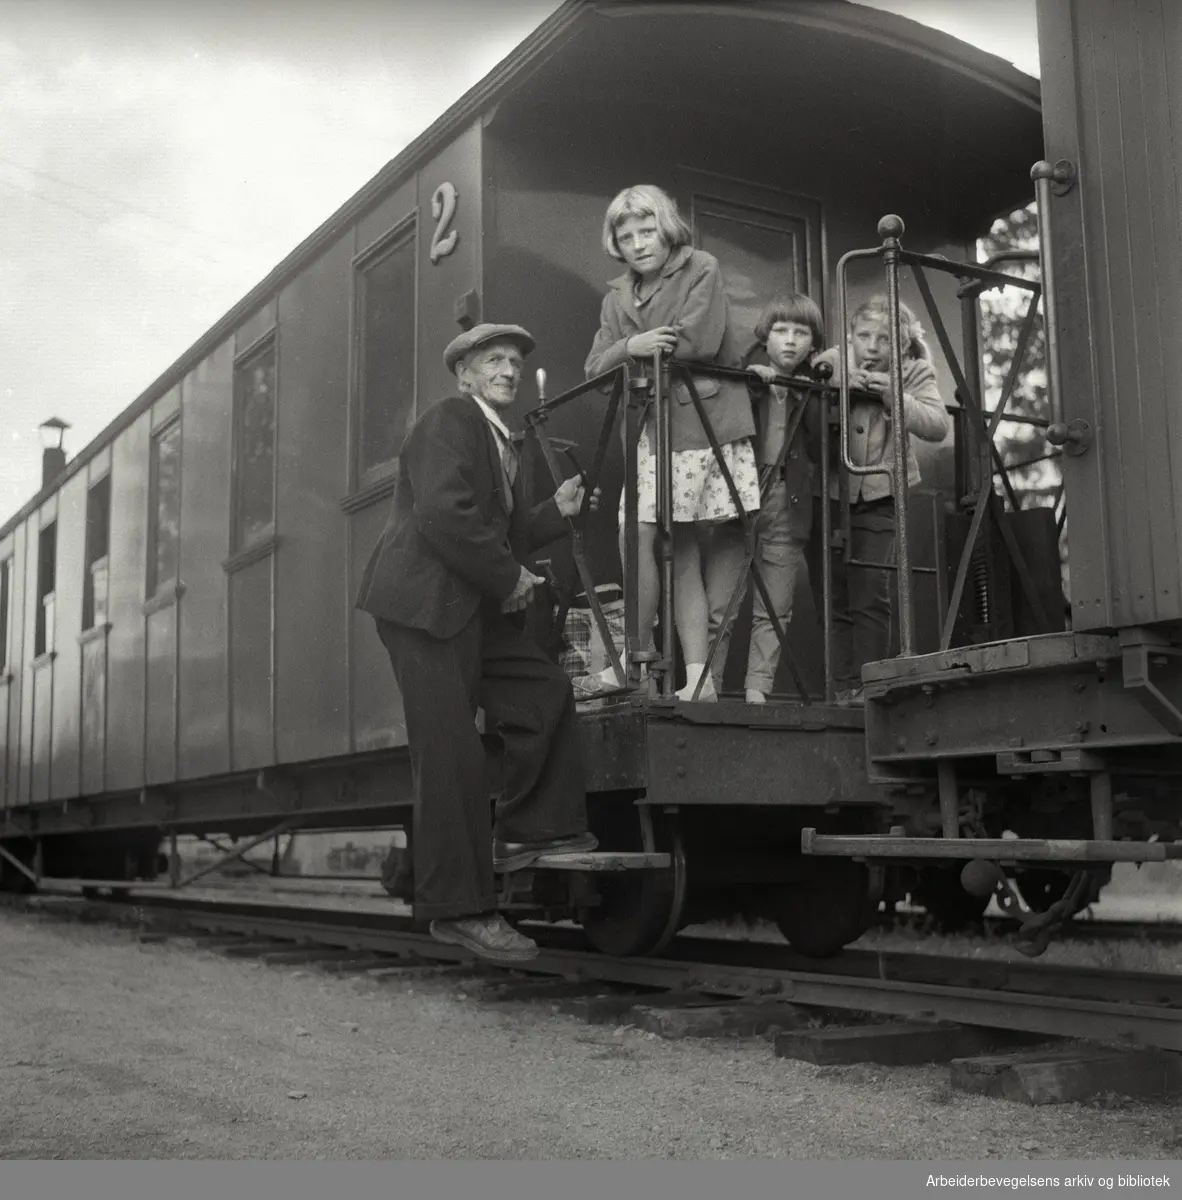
{"left": 0, "top": 0, "right": 1040, "bottom": 524}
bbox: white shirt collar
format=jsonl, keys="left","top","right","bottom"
{"left": 469, "top": 394, "right": 512, "bottom": 443}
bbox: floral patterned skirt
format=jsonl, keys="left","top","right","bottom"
{"left": 619, "top": 427, "right": 762, "bottom": 525}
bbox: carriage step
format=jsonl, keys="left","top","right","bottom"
{"left": 503, "top": 851, "right": 671, "bottom": 872}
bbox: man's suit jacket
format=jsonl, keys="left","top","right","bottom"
{"left": 355, "top": 395, "right": 569, "bottom": 640}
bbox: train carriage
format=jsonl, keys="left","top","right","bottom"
{"left": 0, "top": 0, "right": 1122, "bottom": 958}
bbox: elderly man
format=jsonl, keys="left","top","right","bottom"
{"left": 356, "top": 323, "right": 599, "bottom": 964}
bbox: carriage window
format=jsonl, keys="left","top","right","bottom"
{"left": 148, "top": 419, "right": 181, "bottom": 597}
{"left": 83, "top": 475, "right": 111, "bottom": 630}
{"left": 356, "top": 226, "right": 416, "bottom": 478}
{"left": 35, "top": 522, "right": 56, "bottom": 657}
{"left": 232, "top": 337, "right": 276, "bottom": 551}
{"left": 0, "top": 557, "right": 10, "bottom": 670}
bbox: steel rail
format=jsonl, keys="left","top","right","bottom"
{"left": 27, "top": 889, "right": 1182, "bottom": 1054}
{"left": 905, "top": 912, "right": 1182, "bottom": 947}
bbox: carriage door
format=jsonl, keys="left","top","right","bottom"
{"left": 685, "top": 179, "right": 824, "bottom": 360}
{"left": 686, "top": 179, "right": 826, "bottom": 691}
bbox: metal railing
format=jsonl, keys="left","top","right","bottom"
{"left": 523, "top": 354, "right": 829, "bottom": 703}
{"left": 835, "top": 213, "right": 1054, "bottom": 658}
{"left": 522, "top": 213, "right": 1058, "bottom": 705}
{"left": 524, "top": 366, "right": 637, "bottom": 692}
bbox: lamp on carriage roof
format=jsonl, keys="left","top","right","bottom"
{"left": 38, "top": 416, "right": 70, "bottom": 489}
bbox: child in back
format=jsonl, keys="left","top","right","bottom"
{"left": 810, "top": 295, "right": 949, "bottom": 703}
{"left": 710, "top": 292, "right": 824, "bottom": 703}
{"left": 585, "top": 184, "right": 760, "bottom": 701}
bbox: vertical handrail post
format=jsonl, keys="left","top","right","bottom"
{"left": 654, "top": 352, "right": 676, "bottom": 696}
{"left": 818, "top": 383, "right": 834, "bottom": 703}
{"left": 623, "top": 364, "right": 642, "bottom": 687}
{"left": 880, "top": 215, "right": 916, "bottom": 657}
{"left": 1031, "top": 160, "right": 1073, "bottom": 428}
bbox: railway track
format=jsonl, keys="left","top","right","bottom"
{"left": 10, "top": 884, "right": 1182, "bottom": 1060}
{"left": 885, "top": 910, "right": 1182, "bottom": 946}
{"left": 96, "top": 869, "right": 1182, "bottom": 947}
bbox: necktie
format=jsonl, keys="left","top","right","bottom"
{"left": 497, "top": 431, "right": 516, "bottom": 514}
{"left": 501, "top": 435, "right": 518, "bottom": 488}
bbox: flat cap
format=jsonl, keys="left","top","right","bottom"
{"left": 443, "top": 322, "right": 536, "bottom": 374}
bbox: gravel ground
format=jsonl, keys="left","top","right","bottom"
{"left": 2, "top": 907, "right": 1181, "bottom": 1160}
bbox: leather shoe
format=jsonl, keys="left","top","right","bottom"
{"left": 429, "top": 912, "right": 539, "bottom": 963}
{"left": 493, "top": 831, "right": 598, "bottom": 873}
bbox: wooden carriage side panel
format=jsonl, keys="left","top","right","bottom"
{"left": 229, "top": 559, "right": 273, "bottom": 771}
{"left": 4, "top": 525, "right": 27, "bottom": 808}
{"left": 79, "top": 449, "right": 112, "bottom": 798}
{"left": 346, "top": 176, "right": 416, "bottom": 753}
{"left": 274, "top": 234, "right": 351, "bottom": 765}
{"left": 17, "top": 518, "right": 38, "bottom": 806}
{"left": 144, "top": 604, "right": 177, "bottom": 786}
{"left": 105, "top": 413, "right": 151, "bottom": 793}
{"left": 1037, "top": 0, "right": 1182, "bottom": 629}
{"left": 30, "top": 666, "right": 52, "bottom": 804}
{"left": 142, "top": 393, "right": 183, "bottom": 787}
{"left": 0, "top": 528, "right": 17, "bottom": 810}
{"left": 80, "top": 634, "right": 106, "bottom": 798}
{"left": 49, "top": 472, "right": 86, "bottom": 801}
{"left": 21, "top": 498, "right": 56, "bottom": 806}
{"left": 177, "top": 344, "right": 232, "bottom": 781}
{"left": 349, "top": 500, "right": 406, "bottom": 752}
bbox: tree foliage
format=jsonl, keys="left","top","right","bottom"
{"left": 977, "top": 201, "right": 1061, "bottom": 507}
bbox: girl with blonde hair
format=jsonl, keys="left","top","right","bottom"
{"left": 585, "top": 184, "right": 760, "bottom": 701}
{"left": 809, "top": 294, "right": 949, "bottom": 703}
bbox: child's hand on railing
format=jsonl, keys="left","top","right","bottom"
{"left": 626, "top": 327, "right": 679, "bottom": 358}
{"left": 748, "top": 364, "right": 778, "bottom": 384}
{"left": 811, "top": 347, "right": 840, "bottom": 373}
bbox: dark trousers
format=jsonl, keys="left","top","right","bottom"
{"left": 807, "top": 497, "right": 897, "bottom": 692}
{"left": 375, "top": 606, "right": 588, "bottom": 922}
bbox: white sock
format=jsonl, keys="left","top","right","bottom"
{"left": 597, "top": 661, "right": 644, "bottom": 685}
{"left": 677, "top": 662, "right": 716, "bottom": 700}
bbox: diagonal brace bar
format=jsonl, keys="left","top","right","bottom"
{"left": 174, "top": 816, "right": 304, "bottom": 889}
{"left": 700, "top": 390, "right": 813, "bottom": 701}
{"left": 0, "top": 841, "right": 39, "bottom": 886}
{"left": 911, "top": 264, "right": 1049, "bottom": 645}
{"left": 675, "top": 367, "right": 811, "bottom": 703}
{"left": 528, "top": 374, "right": 626, "bottom": 661}
{"left": 531, "top": 422, "right": 628, "bottom": 689}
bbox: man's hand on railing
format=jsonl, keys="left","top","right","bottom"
{"left": 553, "top": 474, "right": 601, "bottom": 519}
{"left": 626, "top": 327, "right": 679, "bottom": 358}
{"left": 501, "top": 566, "right": 547, "bottom": 613}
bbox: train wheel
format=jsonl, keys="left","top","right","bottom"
{"left": 580, "top": 815, "right": 687, "bottom": 958}
{"left": 770, "top": 858, "right": 879, "bottom": 958}
{"left": 911, "top": 864, "right": 990, "bottom": 931}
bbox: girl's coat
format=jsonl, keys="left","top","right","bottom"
{"left": 585, "top": 245, "right": 756, "bottom": 452}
